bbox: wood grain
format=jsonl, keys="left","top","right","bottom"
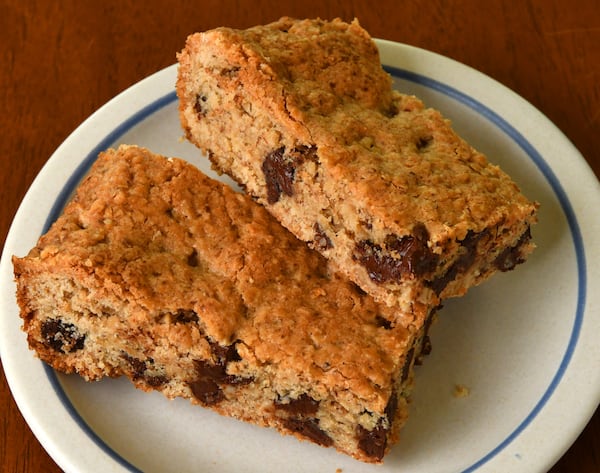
{"left": 1, "top": 1, "right": 598, "bottom": 471}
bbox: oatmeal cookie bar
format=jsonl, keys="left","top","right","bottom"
{"left": 177, "top": 17, "right": 538, "bottom": 310}
{"left": 13, "top": 145, "right": 435, "bottom": 463}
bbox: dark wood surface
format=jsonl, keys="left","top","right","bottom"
{"left": 1, "top": 1, "right": 598, "bottom": 471}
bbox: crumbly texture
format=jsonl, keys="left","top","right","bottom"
{"left": 176, "top": 17, "right": 538, "bottom": 311}
{"left": 13, "top": 145, "right": 436, "bottom": 463}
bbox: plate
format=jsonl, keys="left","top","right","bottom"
{"left": 1, "top": 39, "right": 599, "bottom": 473}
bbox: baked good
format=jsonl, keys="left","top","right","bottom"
{"left": 176, "top": 17, "right": 538, "bottom": 311}
{"left": 13, "top": 145, "right": 436, "bottom": 463}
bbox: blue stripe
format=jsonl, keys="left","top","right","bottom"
{"left": 42, "top": 66, "right": 586, "bottom": 473}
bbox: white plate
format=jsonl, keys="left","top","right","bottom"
{"left": 1, "top": 40, "right": 599, "bottom": 473}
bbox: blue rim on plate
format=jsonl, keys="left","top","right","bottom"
{"left": 40, "top": 66, "right": 586, "bottom": 473}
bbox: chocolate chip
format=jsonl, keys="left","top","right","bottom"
{"left": 357, "top": 424, "right": 387, "bottom": 460}
{"left": 312, "top": 223, "right": 333, "bottom": 251}
{"left": 194, "top": 94, "right": 208, "bottom": 118}
{"left": 355, "top": 240, "right": 397, "bottom": 283}
{"left": 122, "top": 354, "right": 147, "bottom": 380}
{"left": 41, "top": 319, "right": 85, "bottom": 353}
{"left": 383, "top": 103, "right": 399, "bottom": 118}
{"left": 193, "top": 359, "right": 225, "bottom": 381}
{"left": 357, "top": 392, "right": 397, "bottom": 460}
{"left": 428, "top": 230, "right": 487, "bottom": 295}
{"left": 384, "top": 223, "right": 436, "bottom": 275}
{"left": 374, "top": 315, "right": 392, "bottom": 330}
{"left": 121, "top": 354, "right": 168, "bottom": 387}
{"left": 283, "top": 418, "right": 333, "bottom": 447}
{"left": 456, "top": 230, "right": 483, "bottom": 269}
{"left": 187, "top": 249, "right": 199, "bottom": 267}
{"left": 194, "top": 356, "right": 250, "bottom": 386}
{"left": 189, "top": 360, "right": 226, "bottom": 405}
{"left": 416, "top": 135, "right": 433, "bottom": 150}
{"left": 355, "top": 225, "right": 436, "bottom": 284}
{"left": 495, "top": 227, "right": 531, "bottom": 271}
{"left": 275, "top": 393, "right": 319, "bottom": 416}
{"left": 173, "top": 309, "right": 199, "bottom": 324}
{"left": 189, "top": 377, "right": 224, "bottom": 405}
{"left": 428, "top": 273, "right": 452, "bottom": 296}
{"left": 262, "top": 145, "right": 318, "bottom": 204}
{"left": 188, "top": 342, "right": 252, "bottom": 405}
{"left": 262, "top": 147, "right": 293, "bottom": 204}
{"left": 207, "top": 339, "right": 242, "bottom": 365}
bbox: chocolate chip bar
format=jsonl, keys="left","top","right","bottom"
{"left": 13, "top": 145, "right": 435, "bottom": 463}
{"left": 176, "top": 17, "right": 538, "bottom": 311}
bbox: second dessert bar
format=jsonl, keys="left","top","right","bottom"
{"left": 13, "top": 145, "right": 434, "bottom": 463}
{"left": 177, "top": 17, "right": 538, "bottom": 310}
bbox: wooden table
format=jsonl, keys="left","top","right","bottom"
{"left": 1, "top": 1, "right": 598, "bottom": 471}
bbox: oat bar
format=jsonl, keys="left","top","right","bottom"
{"left": 176, "top": 17, "right": 538, "bottom": 310}
{"left": 13, "top": 145, "right": 435, "bottom": 463}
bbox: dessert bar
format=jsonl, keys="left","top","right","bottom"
{"left": 13, "top": 145, "right": 435, "bottom": 463}
{"left": 177, "top": 17, "right": 538, "bottom": 310}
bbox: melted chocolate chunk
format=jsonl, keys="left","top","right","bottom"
{"left": 355, "top": 224, "right": 436, "bottom": 284}
{"left": 312, "top": 223, "right": 333, "bottom": 251}
{"left": 189, "top": 360, "right": 227, "bottom": 406}
{"left": 122, "top": 354, "right": 147, "bottom": 380}
{"left": 188, "top": 341, "right": 252, "bottom": 405}
{"left": 262, "top": 147, "right": 294, "bottom": 204}
{"left": 355, "top": 240, "right": 399, "bottom": 283}
{"left": 357, "top": 424, "right": 388, "bottom": 460}
{"left": 385, "top": 223, "right": 436, "bottom": 275}
{"left": 194, "top": 359, "right": 228, "bottom": 383}
{"left": 283, "top": 418, "right": 333, "bottom": 447}
{"left": 262, "top": 145, "right": 317, "bottom": 204}
{"left": 194, "top": 356, "right": 251, "bottom": 387}
{"left": 276, "top": 393, "right": 330, "bottom": 446}
{"left": 173, "top": 309, "right": 199, "bottom": 324}
{"left": 187, "top": 249, "right": 199, "bottom": 267}
{"left": 383, "top": 102, "right": 399, "bottom": 118}
{"left": 189, "top": 377, "right": 224, "bottom": 405}
{"left": 357, "top": 392, "right": 398, "bottom": 460}
{"left": 275, "top": 393, "right": 319, "bottom": 416}
{"left": 207, "top": 339, "right": 242, "bottom": 365}
{"left": 41, "top": 319, "right": 85, "bottom": 353}
{"left": 428, "top": 230, "right": 487, "bottom": 295}
{"left": 495, "top": 227, "right": 531, "bottom": 271}
{"left": 374, "top": 315, "right": 392, "bottom": 330}
{"left": 122, "top": 354, "right": 168, "bottom": 387}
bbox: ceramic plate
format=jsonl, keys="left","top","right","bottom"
{"left": 1, "top": 39, "right": 599, "bottom": 473}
